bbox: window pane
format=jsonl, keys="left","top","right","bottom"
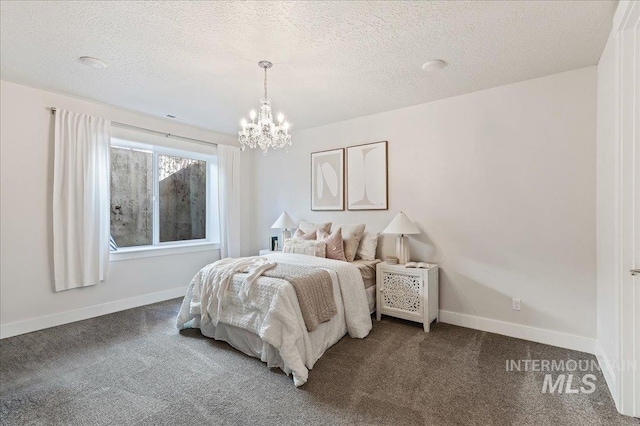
{"left": 110, "top": 147, "right": 153, "bottom": 247}
{"left": 159, "top": 155, "right": 206, "bottom": 242}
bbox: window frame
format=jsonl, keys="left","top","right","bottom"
{"left": 109, "top": 137, "right": 220, "bottom": 261}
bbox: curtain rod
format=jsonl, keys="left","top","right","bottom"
{"left": 50, "top": 107, "right": 218, "bottom": 147}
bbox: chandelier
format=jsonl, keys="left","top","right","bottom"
{"left": 239, "top": 61, "right": 291, "bottom": 153}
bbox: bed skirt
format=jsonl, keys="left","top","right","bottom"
{"left": 197, "top": 320, "right": 293, "bottom": 374}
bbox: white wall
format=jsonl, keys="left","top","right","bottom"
{"left": 252, "top": 67, "right": 598, "bottom": 351}
{"left": 0, "top": 80, "right": 255, "bottom": 337}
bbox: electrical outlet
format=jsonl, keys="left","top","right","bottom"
{"left": 512, "top": 298, "right": 522, "bottom": 311}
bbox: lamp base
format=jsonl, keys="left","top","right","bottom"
{"left": 396, "top": 235, "right": 410, "bottom": 264}
{"left": 281, "top": 229, "right": 292, "bottom": 245}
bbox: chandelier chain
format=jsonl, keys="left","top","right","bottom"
{"left": 264, "top": 67, "right": 268, "bottom": 99}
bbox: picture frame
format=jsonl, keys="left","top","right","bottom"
{"left": 311, "top": 148, "right": 345, "bottom": 211}
{"left": 270, "top": 236, "right": 279, "bottom": 251}
{"left": 346, "top": 141, "right": 388, "bottom": 210}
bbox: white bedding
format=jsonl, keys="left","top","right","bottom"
{"left": 176, "top": 253, "right": 372, "bottom": 386}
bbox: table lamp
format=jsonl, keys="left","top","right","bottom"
{"left": 382, "top": 212, "right": 420, "bottom": 264}
{"left": 271, "top": 211, "right": 296, "bottom": 246}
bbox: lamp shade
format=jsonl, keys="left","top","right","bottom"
{"left": 271, "top": 211, "right": 296, "bottom": 229}
{"left": 382, "top": 212, "right": 420, "bottom": 235}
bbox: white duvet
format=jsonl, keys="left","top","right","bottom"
{"left": 176, "top": 253, "right": 372, "bottom": 386}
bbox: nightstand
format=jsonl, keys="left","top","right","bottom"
{"left": 376, "top": 261, "right": 439, "bottom": 332}
{"left": 259, "top": 249, "right": 282, "bottom": 255}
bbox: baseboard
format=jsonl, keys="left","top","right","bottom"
{"left": 438, "top": 310, "right": 595, "bottom": 354}
{"left": 594, "top": 339, "right": 619, "bottom": 407}
{"left": 0, "top": 286, "right": 187, "bottom": 339}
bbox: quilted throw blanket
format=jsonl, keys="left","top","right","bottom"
{"left": 263, "top": 263, "right": 337, "bottom": 332}
{"left": 176, "top": 253, "right": 372, "bottom": 386}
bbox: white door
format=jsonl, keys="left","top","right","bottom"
{"left": 634, "top": 21, "right": 640, "bottom": 415}
{"left": 618, "top": 5, "right": 639, "bottom": 417}
{"left": 635, "top": 21, "right": 640, "bottom": 416}
{"left": 632, "top": 41, "right": 639, "bottom": 416}
{"left": 634, "top": 100, "right": 639, "bottom": 417}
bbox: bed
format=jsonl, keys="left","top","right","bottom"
{"left": 176, "top": 252, "right": 380, "bottom": 386}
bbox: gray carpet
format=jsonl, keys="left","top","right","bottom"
{"left": 0, "top": 299, "right": 637, "bottom": 426}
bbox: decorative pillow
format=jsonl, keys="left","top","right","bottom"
{"left": 317, "top": 228, "right": 347, "bottom": 262}
{"left": 331, "top": 223, "right": 365, "bottom": 262}
{"left": 356, "top": 232, "right": 379, "bottom": 261}
{"left": 293, "top": 228, "right": 317, "bottom": 240}
{"left": 298, "top": 220, "right": 331, "bottom": 234}
{"left": 282, "top": 239, "right": 326, "bottom": 258}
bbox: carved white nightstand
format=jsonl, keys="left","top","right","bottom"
{"left": 376, "top": 261, "right": 439, "bottom": 332}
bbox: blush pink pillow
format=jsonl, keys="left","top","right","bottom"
{"left": 316, "top": 228, "right": 347, "bottom": 262}
{"left": 294, "top": 228, "right": 317, "bottom": 240}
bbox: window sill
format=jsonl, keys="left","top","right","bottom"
{"left": 109, "top": 242, "right": 220, "bottom": 262}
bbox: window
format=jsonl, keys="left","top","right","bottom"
{"left": 110, "top": 138, "right": 218, "bottom": 252}
{"left": 158, "top": 154, "right": 207, "bottom": 243}
{"left": 110, "top": 146, "right": 153, "bottom": 247}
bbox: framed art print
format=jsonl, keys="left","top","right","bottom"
{"left": 346, "top": 141, "right": 388, "bottom": 210}
{"left": 311, "top": 148, "right": 344, "bottom": 211}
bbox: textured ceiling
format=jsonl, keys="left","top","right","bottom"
{"left": 1, "top": 1, "right": 615, "bottom": 134}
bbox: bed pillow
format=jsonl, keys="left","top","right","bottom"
{"left": 317, "top": 228, "right": 347, "bottom": 262}
{"left": 298, "top": 220, "right": 331, "bottom": 234}
{"left": 356, "top": 232, "right": 379, "bottom": 261}
{"left": 331, "top": 223, "right": 365, "bottom": 262}
{"left": 282, "top": 239, "right": 326, "bottom": 258}
{"left": 293, "top": 228, "right": 317, "bottom": 240}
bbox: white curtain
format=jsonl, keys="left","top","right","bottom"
{"left": 218, "top": 144, "right": 241, "bottom": 258}
{"left": 53, "top": 109, "right": 111, "bottom": 292}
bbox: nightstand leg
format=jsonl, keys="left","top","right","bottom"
{"left": 423, "top": 320, "right": 430, "bottom": 333}
{"left": 376, "top": 310, "right": 381, "bottom": 321}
